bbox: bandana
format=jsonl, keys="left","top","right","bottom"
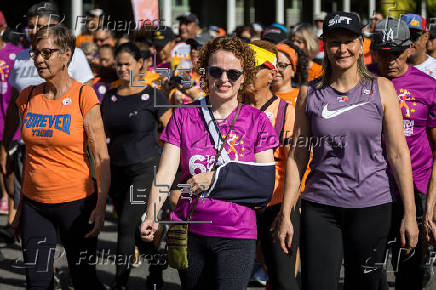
{"left": 276, "top": 43, "right": 298, "bottom": 72}
{"left": 248, "top": 44, "right": 277, "bottom": 70}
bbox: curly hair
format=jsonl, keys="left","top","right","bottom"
{"left": 197, "top": 36, "right": 255, "bottom": 100}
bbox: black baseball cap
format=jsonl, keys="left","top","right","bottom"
{"left": 176, "top": 12, "right": 199, "bottom": 25}
{"left": 27, "top": 1, "right": 59, "bottom": 18}
{"left": 321, "top": 12, "right": 363, "bottom": 37}
{"left": 152, "top": 26, "right": 176, "bottom": 49}
{"left": 261, "top": 26, "right": 287, "bottom": 44}
{"left": 371, "top": 18, "right": 411, "bottom": 51}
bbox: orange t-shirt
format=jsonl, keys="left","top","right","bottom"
{"left": 275, "top": 90, "right": 312, "bottom": 193}
{"left": 262, "top": 97, "right": 295, "bottom": 207}
{"left": 363, "top": 37, "right": 373, "bottom": 65}
{"left": 276, "top": 88, "right": 300, "bottom": 107}
{"left": 308, "top": 62, "right": 323, "bottom": 82}
{"left": 16, "top": 81, "right": 99, "bottom": 203}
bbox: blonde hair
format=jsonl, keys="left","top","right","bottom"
{"left": 291, "top": 24, "right": 319, "bottom": 59}
{"left": 316, "top": 37, "right": 374, "bottom": 89}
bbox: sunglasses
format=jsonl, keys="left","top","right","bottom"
{"left": 29, "top": 48, "right": 60, "bottom": 60}
{"left": 207, "top": 66, "right": 243, "bottom": 82}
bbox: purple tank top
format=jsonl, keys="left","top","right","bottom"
{"left": 304, "top": 78, "right": 392, "bottom": 208}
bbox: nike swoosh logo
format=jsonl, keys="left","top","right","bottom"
{"left": 321, "top": 102, "right": 369, "bottom": 119}
{"left": 363, "top": 268, "right": 377, "bottom": 274}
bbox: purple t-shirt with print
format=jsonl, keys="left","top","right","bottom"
{"left": 369, "top": 65, "right": 436, "bottom": 194}
{"left": 160, "top": 99, "right": 278, "bottom": 239}
{"left": 0, "top": 43, "right": 22, "bottom": 140}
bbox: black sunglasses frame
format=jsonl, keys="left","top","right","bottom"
{"left": 207, "top": 66, "right": 243, "bottom": 82}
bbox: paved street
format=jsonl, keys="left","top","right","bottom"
{"left": 0, "top": 204, "right": 266, "bottom": 290}
{"left": 0, "top": 204, "right": 434, "bottom": 289}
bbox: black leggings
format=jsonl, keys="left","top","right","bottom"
{"left": 389, "top": 191, "right": 427, "bottom": 290}
{"left": 300, "top": 200, "right": 392, "bottom": 290}
{"left": 109, "top": 156, "right": 166, "bottom": 285}
{"left": 20, "top": 194, "right": 102, "bottom": 290}
{"left": 257, "top": 202, "right": 300, "bottom": 290}
{"left": 178, "top": 232, "right": 256, "bottom": 290}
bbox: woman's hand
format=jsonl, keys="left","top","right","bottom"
{"left": 186, "top": 171, "right": 215, "bottom": 195}
{"left": 140, "top": 217, "right": 159, "bottom": 242}
{"left": 274, "top": 212, "right": 294, "bottom": 255}
{"left": 400, "top": 215, "right": 419, "bottom": 253}
{"left": 0, "top": 144, "right": 7, "bottom": 174}
{"left": 85, "top": 201, "right": 106, "bottom": 238}
{"left": 11, "top": 207, "right": 22, "bottom": 243}
{"left": 423, "top": 210, "right": 436, "bottom": 245}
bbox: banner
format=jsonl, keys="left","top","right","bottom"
{"left": 131, "top": 0, "right": 159, "bottom": 25}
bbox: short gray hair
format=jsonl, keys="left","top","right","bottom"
{"left": 32, "top": 24, "right": 75, "bottom": 65}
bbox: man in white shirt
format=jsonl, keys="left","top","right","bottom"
{"left": 401, "top": 14, "right": 436, "bottom": 79}
{"left": 9, "top": 3, "right": 94, "bottom": 92}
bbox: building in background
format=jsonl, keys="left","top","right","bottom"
{"left": 0, "top": 0, "right": 433, "bottom": 38}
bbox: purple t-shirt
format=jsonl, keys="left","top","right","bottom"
{"left": 0, "top": 43, "right": 22, "bottom": 140}
{"left": 369, "top": 65, "right": 436, "bottom": 194}
{"left": 391, "top": 67, "right": 436, "bottom": 194}
{"left": 161, "top": 99, "right": 278, "bottom": 239}
{"left": 304, "top": 78, "right": 392, "bottom": 208}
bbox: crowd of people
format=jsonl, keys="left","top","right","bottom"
{"left": 0, "top": 1, "right": 435, "bottom": 290}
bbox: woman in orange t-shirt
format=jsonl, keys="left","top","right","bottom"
{"left": 11, "top": 25, "right": 109, "bottom": 289}
{"left": 246, "top": 41, "right": 299, "bottom": 290}
{"left": 272, "top": 41, "right": 309, "bottom": 106}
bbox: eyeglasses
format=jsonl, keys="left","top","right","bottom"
{"left": 29, "top": 48, "right": 60, "bottom": 60}
{"left": 276, "top": 62, "right": 292, "bottom": 70}
{"left": 207, "top": 66, "right": 243, "bottom": 82}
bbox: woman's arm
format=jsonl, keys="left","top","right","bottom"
{"left": 1, "top": 87, "right": 20, "bottom": 174}
{"left": 277, "top": 85, "right": 311, "bottom": 254}
{"left": 159, "top": 109, "right": 172, "bottom": 128}
{"left": 282, "top": 104, "right": 296, "bottom": 160}
{"left": 141, "top": 142, "right": 180, "bottom": 241}
{"left": 255, "top": 149, "right": 275, "bottom": 163}
{"left": 424, "top": 128, "right": 436, "bottom": 243}
{"left": 379, "top": 77, "right": 418, "bottom": 249}
{"left": 83, "top": 105, "right": 111, "bottom": 238}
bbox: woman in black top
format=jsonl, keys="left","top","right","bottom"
{"left": 101, "top": 43, "right": 171, "bottom": 289}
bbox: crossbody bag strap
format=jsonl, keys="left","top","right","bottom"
{"left": 211, "top": 102, "right": 242, "bottom": 171}
{"left": 187, "top": 101, "right": 242, "bottom": 221}
{"left": 78, "top": 85, "right": 85, "bottom": 116}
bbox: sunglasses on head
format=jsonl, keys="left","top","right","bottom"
{"left": 207, "top": 66, "right": 243, "bottom": 82}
